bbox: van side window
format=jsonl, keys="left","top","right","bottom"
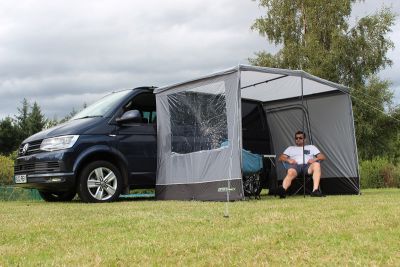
{"left": 124, "top": 93, "right": 156, "bottom": 124}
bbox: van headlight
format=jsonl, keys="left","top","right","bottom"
{"left": 40, "top": 135, "right": 79, "bottom": 151}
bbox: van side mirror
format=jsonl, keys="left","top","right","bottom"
{"left": 116, "top": 110, "right": 143, "bottom": 124}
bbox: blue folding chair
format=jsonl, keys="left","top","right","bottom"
{"left": 221, "top": 141, "right": 264, "bottom": 198}
{"left": 242, "top": 149, "right": 264, "bottom": 198}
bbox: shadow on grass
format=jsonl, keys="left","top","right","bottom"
{"left": 117, "top": 193, "right": 156, "bottom": 202}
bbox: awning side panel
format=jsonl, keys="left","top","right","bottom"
{"left": 155, "top": 72, "right": 243, "bottom": 200}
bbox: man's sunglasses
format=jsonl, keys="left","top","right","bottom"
{"left": 295, "top": 137, "right": 304, "bottom": 140}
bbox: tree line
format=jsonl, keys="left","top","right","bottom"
{"left": 0, "top": 99, "right": 79, "bottom": 155}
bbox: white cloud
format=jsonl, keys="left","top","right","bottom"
{"left": 0, "top": 0, "right": 399, "bottom": 118}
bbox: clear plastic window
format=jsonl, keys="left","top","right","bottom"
{"left": 168, "top": 81, "right": 228, "bottom": 154}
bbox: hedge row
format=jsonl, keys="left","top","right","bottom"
{"left": 0, "top": 155, "right": 14, "bottom": 185}
{"left": 360, "top": 158, "right": 400, "bottom": 189}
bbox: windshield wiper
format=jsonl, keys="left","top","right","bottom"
{"left": 73, "top": 115, "right": 103, "bottom": 120}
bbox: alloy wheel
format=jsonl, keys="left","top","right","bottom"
{"left": 87, "top": 167, "right": 118, "bottom": 201}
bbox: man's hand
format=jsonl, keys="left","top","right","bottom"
{"left": 279, "top": 154, "right": 297, "bottom": 165}
{"left": 307, "top": 158, "right": 318, "bottom": 164}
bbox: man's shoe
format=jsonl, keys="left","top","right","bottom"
{"left": 310, "top": 189, "right": 326, "bottom": 197}
{"left": 277, "top": 186, "right": 286, "bottom": 199}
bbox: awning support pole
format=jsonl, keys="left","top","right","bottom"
{"left": 240, "top": 75, "right": 288, "bottom": 90}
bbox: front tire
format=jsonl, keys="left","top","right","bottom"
{"left": 77, "top": 161, "right": 122, "bottom": 203}
{"left": 38, "top": 190, "right": 76, "bottom": 202}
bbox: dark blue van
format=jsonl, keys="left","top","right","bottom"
{"left": 14, "top": 87, "right": 158, "bottom": 202}
{"left": 14, "top": 86, "right": 271, "bottom": 202}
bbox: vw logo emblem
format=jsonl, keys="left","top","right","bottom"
{"left": 22, "top": 143, "right": 29, "bottom": 155}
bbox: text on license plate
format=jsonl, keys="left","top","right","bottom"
{"left": 15, "top": 174, "right": 27, "bottom": 184}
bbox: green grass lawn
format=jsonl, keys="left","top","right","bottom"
{"left": 1, "top": 189, "right": 400, "bottom": 266}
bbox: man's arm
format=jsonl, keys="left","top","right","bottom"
{"left": 279, "top": 154, "right": 296, "bottom": 164}
{"left": 279, "top": 154, "right": 288, "bottom": 162}
{"left": 308, "top": 153, "right": 326, "bottom": 164}
{"left": 316, "top": 153, "right": 326, "bottom": 161}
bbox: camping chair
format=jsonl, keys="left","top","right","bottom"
{"left": 220, "top": 141, "right": 264, "bottom": 198}
{"left": 282, "top": 162, "right": 313, "bottom": 196}
{"left": 242, "top": 149, "right": 264, "bottom": 199}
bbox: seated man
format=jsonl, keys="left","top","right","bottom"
{"left": 278, "top": 131, "right": 326, "bottom": 198}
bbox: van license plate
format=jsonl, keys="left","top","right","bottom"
{"left": 15, "top": 174, "right": 27, "bottom": 184}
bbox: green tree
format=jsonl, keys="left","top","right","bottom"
{"left": 0, "top": 117, "right": 19, "bottom": 155}
{"left": 15, "top": 98, "right": 30, "bottom": 143}
{"left": 352, "top": 76, "right": 399, "bottom": 160}
{"left": 28, "top": 102, "right": 46, "bottom": 135}
{"left": 45, "top": 116, "right": 60, "bottom": 129}
{"left": 250, "top": 0, "right": 398, "bottom": 159}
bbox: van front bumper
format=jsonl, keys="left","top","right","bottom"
{"left": 15, "top": 172, "right": 76, "bottom": 192}
{"left": 14, "top": 149, "right": 77, "bottom": 192}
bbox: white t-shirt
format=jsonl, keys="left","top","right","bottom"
{"left": 283, "top": 145, "right": 321, "bottom": 165}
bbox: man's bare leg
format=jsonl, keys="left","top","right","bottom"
{"left": 282, "top": 168, "right": 298, "bottom": 190}
{"left": 308, "top": 162, "right": 321, "bottom": 191}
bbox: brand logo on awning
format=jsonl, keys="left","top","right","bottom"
{"left": 218, "top": 187, "right": 236, "bottom": 193}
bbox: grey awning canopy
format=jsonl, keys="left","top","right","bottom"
{"left": 154, "top": 65, "right": 349, "bottom": 103}
{"left": 154, "top": 65, "right": 359, "bottom": 201}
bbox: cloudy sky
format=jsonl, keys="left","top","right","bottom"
{"left": 0, "top": 0, "right": 399, "bottom": 120}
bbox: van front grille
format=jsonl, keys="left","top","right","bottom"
{"left": 18, "top": 140, "right": 43, "bottom": 156}
{"left": 14, "top": 161, "right": 61, "bottom": 175}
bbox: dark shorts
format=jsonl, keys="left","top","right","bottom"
{"left": 284, "top": 163, "right": 310, "bottom": 176}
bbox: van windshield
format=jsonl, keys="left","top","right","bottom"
{"left": 71, "top": 90, "right": 132, "bottom": 120}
